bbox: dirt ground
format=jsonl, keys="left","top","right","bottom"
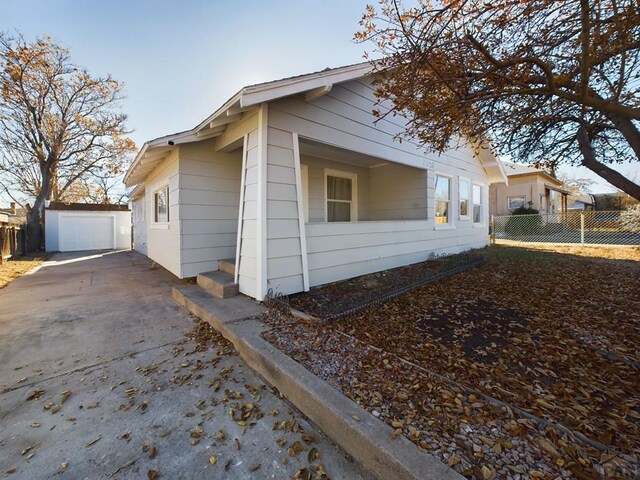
{"left": 263, "top": 245, "right": 640, "bottom": 480}
{"left": 0, "top": 255, "right": 46, "bottom": 288}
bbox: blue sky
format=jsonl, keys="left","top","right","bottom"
{"left": 0, "top": 0, "right": 366, "bottom": 148}
{"left": 0, "top": 0, "right": 636, "bottom": 195}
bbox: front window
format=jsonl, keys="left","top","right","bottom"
{"left": 435, "top": 175, "right": 451, "bottom": 224}
{"left": 459, "top": 178, "right": 470, "bottom": 219}
{"left": 473, "top": 184, "right": 482, "bottom": 223}
{"left": 326, "top": 170, "right": 356, "bottom": 222}
{"left": 155, "top": 186, "right": 169, "bottom": 223}
{"left": 508, "top": 195, "right": 526, "bottom": 211}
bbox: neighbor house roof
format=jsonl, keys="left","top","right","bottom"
{"left": 124, "top": 60, "right": 508, "bottom": 187}
{"left": 502, "top": 162, "right": 564, "bottom": 188}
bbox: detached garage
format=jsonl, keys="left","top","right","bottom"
{"left": 45, "top": 202, "right": 131, "bottom": 252}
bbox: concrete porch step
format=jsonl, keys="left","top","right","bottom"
{"left": 197, "top": 270, "right": 239, "bottom": 299}
{"left": 218, "top": 258, "right": 236, "bottom": 276}
{"left": 172, "top": 285, "right": 264, "bottom": 329}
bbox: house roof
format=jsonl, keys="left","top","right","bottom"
{"left": 502, "top": 162, "right": 563, "bottom": 186}
{"left": 124, "top": 62, "right": 374, "bottom": 187}
{"left": 124, "top": 60, "right": 508, "bottom": 187}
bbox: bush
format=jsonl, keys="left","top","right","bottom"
{"left": 620, "top": 204, "right": 640, "bottom": 233}
{"left": 505, "top": 207, "right": 544, "bottom": 235}
{"left": 511, "top": 206, "right": 539, "bottom": 215}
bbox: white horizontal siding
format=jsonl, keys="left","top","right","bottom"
{"left": 178, "top": 141, "right": 242, "bottom": 278}
{"left": 238, "top": 129, "right": 261, "bottom": 296}
{"left": 265, "top": 127, "right": 304, "bottom": 295}
{"left": 145, "top": 150, "right": 181, "bottom": 276}
{"left": 270, "top": 78, "right": 488, "bottom": 178}
{"left": 369, "top": 163, "right": 428, "bottom": 220}
{"left": 132, "top": 197, "right": 147, "bottom": 255}
{"left": 305, "top": 221, "right": 487, "bottom": 287}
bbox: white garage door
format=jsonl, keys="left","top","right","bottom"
{"left": 59, "top": 215, "right": 114, "bottom": 252}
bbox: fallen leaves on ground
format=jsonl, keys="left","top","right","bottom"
{"left": 263, "top": 245, "right": 640, "bottom": 479}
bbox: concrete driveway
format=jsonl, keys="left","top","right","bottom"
{"left": 0, "top": 251, "right": 370, "bottom": 479}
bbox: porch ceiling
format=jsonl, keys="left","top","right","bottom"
{"left": 298, "top": 137, "right": 393, "bottom": 169}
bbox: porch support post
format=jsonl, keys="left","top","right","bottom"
{"left": 292, "top": 133, "right": 310, "bottom": 291}
{"left": 256, "top": 103, "right": 269, "bottom": 300}
{"left": 234, "top": 134, "right": 249, "bottom": 284}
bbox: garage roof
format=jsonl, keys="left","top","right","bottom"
{"left": 46, "top": 202, "right": 130, "bottom": 212}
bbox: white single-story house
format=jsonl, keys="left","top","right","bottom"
{"left": 124, "top": 62, "right": 507, "bottom": 301}
{"left": 45, "top": 202, "right": 131, "bottom": 252}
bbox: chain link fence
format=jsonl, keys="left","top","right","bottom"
{"left": 491, "top": 209, "right": 640, "bottom": 246}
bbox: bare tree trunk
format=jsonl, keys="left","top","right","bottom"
{"left": 577, "top": 126, "right": 640, "bottom": 201}
{"left": 605, "top": 112, "right": 640, "bottom": 161}
{"left": 26, "top": 208, "right": 42, "bottom": 252}
{"left": 26, "top": 168, "right": 51, "bottom": 251}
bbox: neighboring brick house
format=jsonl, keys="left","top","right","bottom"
{"left": 489, "top": 162, "right": 568, "bottom": 217}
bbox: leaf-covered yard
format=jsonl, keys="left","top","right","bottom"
{"left": 263, "top": 245, "right": 640, "bottom": 480}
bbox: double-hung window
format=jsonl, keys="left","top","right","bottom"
{"left": 325, "top": 169, "right": 357, "bottom": 222}
{"left": 155, "top": 186, "right": 169, "bottom": 223}
{"left": 459, "top": 178, "right": 470, "bottom": 219}
{"left": 473, "top": 184, "right": 482, "bottom": 223}
{"left": 435, "top": 174, "right": 451, "bottom": 224}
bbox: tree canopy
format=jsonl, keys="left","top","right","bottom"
{"left": 0, "top": 33, "right": 135, "bottom": 242}
{"left": 357, "top": 0, "right": 640, "bottom": 200}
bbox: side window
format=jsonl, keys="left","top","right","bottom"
{"left": 325, "top": 169, "right": 357, "bottom": 222}
{"left": 473, "top": 184, "right": 482, "bottom": 223}
{"left": 435, "top": 174, "right": 451, "bottom": 224}
{"left": 155, "top": 186, "right": 169, "bottom": 223}
{"left": 459, "top": 178, "right": 470, "bottom": 219}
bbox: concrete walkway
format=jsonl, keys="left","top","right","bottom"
{"left": 0, "top": 251, "right": 370, "bottom": 479}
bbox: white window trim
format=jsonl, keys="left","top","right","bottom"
{"left": 458, "top": 177, "right": 471, "bottom": 220}
{"left": 434, "top": 172, "right": 454, "bottom": 229}
{"left": 154, "top": 185, "right": 170, "bottom": 225}
{"left": 472, "top": 183, "right": 485, "bottom": 226}
{"left": 507, "top": 195, "right": 526, "bottom": 211}
{"left": 324, "top": 168, "right": 358, "bottom": 222}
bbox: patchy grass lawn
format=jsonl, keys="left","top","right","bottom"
{"left": 263, "top": 245, "right": 640, "bottom": 480}
{"left": 0, "top": 255, "right": 46, "bottom": 288}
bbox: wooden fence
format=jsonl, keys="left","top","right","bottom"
{"left": 0, "top": 225, "right": 23, "bottom": 264}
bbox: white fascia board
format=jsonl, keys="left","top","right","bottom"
{"left": 476, "top": 142, "right": 508, "bottom": 185}
{"left": 129, "top": 183, "right": 145, "bottom": 200}
{"left": 124, "top": 142, "right": 149, "bottom": 187}
{"left": 239, "top": 63, "right": 373, "bottom": 108}
{"left": 194, "top": 93, "right": 244, "bottom": 133}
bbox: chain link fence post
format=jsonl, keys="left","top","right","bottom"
{"left": 580, "top": 212, "right": 585, "bottom": 245}
{"left": 490, "top": 214, "right": 495, "bottom": 245}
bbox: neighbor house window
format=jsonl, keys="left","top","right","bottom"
{"left": 459, "top": 178, "right": 470, "bottom": 219}
{"left": 435, "top": 174, "right": 451, "bottom": 224}
{"left": 325, "top": 169, "right": 357, "bottom": 222}
{"left": 507, "top": 195, "right": 525, "bottom": 211}
{"left": 473, "top": 184, "right": 482, "bottom": 223}
{"left": 155, "top": 186, "right": 169, "bottom": 223}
